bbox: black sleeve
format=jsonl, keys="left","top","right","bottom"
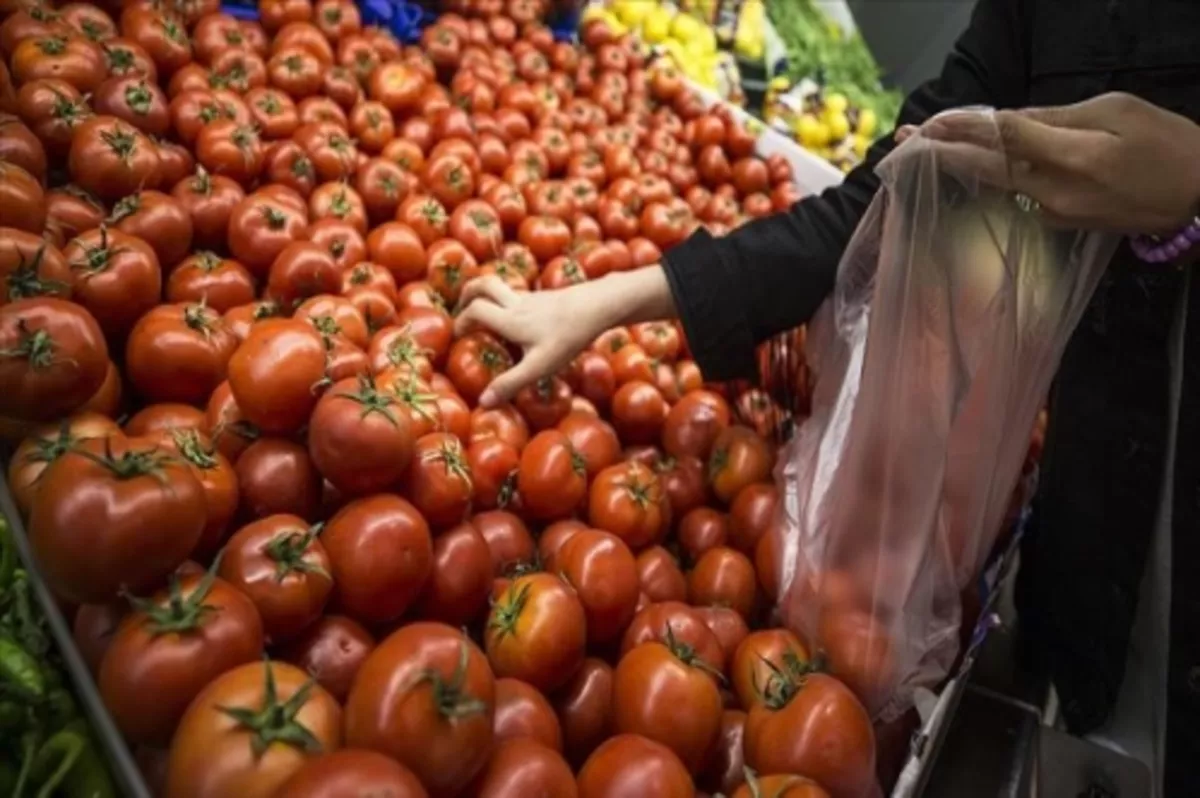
{"left": 662, "top": 0, "right": 1031, "bottom": 381}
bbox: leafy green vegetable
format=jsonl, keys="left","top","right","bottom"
{"left": 768, "top": 0, "right": 902, "bottom": 126}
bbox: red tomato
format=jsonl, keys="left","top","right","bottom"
{"left": 69, "top": 115, "right": 161, "bottom": 200}
{"left": 62, "top": 226, "right": 162, "bottom": 339}
{"left": 576, "top": 734, "right": 694, "bottom": 798}
{"left": 514, "top": 375, "right": 572, "bottom": 431}
{"left": 557, "top": 411, "right": 620, "bottom": 479}
{"left": 227, "top": 192, "right": 309, "bottom": 278}
{"left": 448, "top": 198, "right": 503, "bottom": 261}
{"left": 29, "top": 435, "right": 204, "bottom": 603}
{"left": 485, "top": 572, "right": 586, "bottom": 692}
{"left": 662, "top": 390, "right": 730, "bottom": 460}
{"left": 610, "top": 380, "right": 667, "bottom": 446}
{"left": 99, "top": 564, "right": 264, "bottom": 746}
{"left": 466, "top": 437, "right": 519, "bottom": 510}
{"left": 6, "top": 412, "right": 120, "bottom": 518}
{"left": 687, "top": 547, "right": 758, "bottom": 619}
{"left": 124, "top": 302, "right": 236, "bottom": 406}
{"left": 425, "top": 237, "right": 480, "bottom": 304}
{"left": 413, "top": 521, "right": 493, "bottom": 626}
{"left": 165, "top": 661, "right": 342, "bottom": 798}
{"left": 613, "top": 638, "right": 723, "bottom": 773}
{"left": 558, "top": 528, "right": 640, "bottom": 645}
{"left": 588, "top": 461, "right": 670, "bottom": 550}
{"left": 620, "top": 602, "right": 724, "bottom": 674}
{"left": 165, "top": 252, "right": 256, "bottom": 312}
{"left": 0, "top": 297, "right": 108, "bottom": 422}
{"left": 173, "top": 167, "right": 246, "bottom": 250}
{"left": 405, "top": 431, "right": 472, "bottom": 528}
{"left": 276, "top": 615, "right": 375, "bottom": 703}
{"left": 743, "top": 672, "right": 876, "bottom": 798}
{"left": 275, "top": 750, "right": 427, "bottom": 798}
{"left": 446, "top": 330, "right": 513, "bottom": 405}
{"left": 517, "top": 215, "right": 571, "bottom": 262}
{"left": 322, "top": 494, "right": 433, "bottom": 625}
{"left": 470, "top": 404, "right": 530, "bottom": 449}
{"left": 493, "top": 677, "right": 563, "bottom": 751}
{"left": 635, "top": 545, "right": 688, "bottom": 604}
{"left": 467, "top": 738, "right": 577, "bottom": 798}
{"left": 235, "top": 437, "right": 323, "bottom": 521}
{"left": 678, "top": 507, "right": 729, "bottom": 563}
{"left": 697, "top": 606, "right": 750, "bottom": 676}
{"left": 728, "top": 482, "right": 778, "bottom": 554}
{"left": 396, "top": 195, "right": 448, "bottom": 247}
{"left": 307, "top": 374, "right": 415, "bottom": 496}
{"left": 227, "top": 319, "right": 327, "bottom": 435}
{"left": 655, "top": 454, "right": 709, "bottom": 520}
{"left": 218, "top": 514, "right": 333, "bottom": 641}
{"left": 708, "top": 426, "right": 775, "bottom": 504}
{"left": 152, "top": 427, "right": 239, "bottom": 558}
{"left": 516, "top": 429, "right": 586, "bottom": 521}
{"left": 344, "top": 623, "right": 495, "bottom": 795}
{"left": 473, "top": 509, "right": 535, "bottom": 577}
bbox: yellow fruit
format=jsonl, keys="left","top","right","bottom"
{"left": 853, "top": 134, "right": 870, "bottom": 158}
{"left": 642, "top": 7, "right": 673, "bottom": 44}
{"left": 614, "top": 0, "right": 651, "bottom": 27}
{"left": 670, "top": 12, "right": 705, "bottom": 44}
{"left": 689, "top": 25, "right": 718, "bottom": 56}
{"left": 857, "top": 108, "right": 878, "bottom": 137}
{"left": 826, "top": 111, "right": 850, "bottom": 142}
{"left": 825, "top": 92, "right": 849, "bottom": 114}
{"left": 794, "top": 113, "right": 827, "bottom": 148}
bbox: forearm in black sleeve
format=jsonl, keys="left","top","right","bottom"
{"left": 663, "top": 0, "right": 1030, "bottom": 381}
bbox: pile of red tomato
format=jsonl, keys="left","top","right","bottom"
{"left": 0, "top": 0, "right": 885, "bottom": 795}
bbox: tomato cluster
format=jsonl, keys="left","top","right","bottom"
{"left": 0, "top": 0, "right": 880, "bottom": 795}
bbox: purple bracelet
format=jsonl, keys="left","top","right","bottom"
{"left": 1131, "top": 217, "right": 1200, "bottom": 263}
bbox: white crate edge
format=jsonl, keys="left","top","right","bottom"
{"left": 686, "top": 80, "right": 846, "bottom": 196}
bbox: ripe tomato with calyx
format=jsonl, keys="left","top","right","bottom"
{"left": 485, "top": 572, "right": 587, "bottom": 693}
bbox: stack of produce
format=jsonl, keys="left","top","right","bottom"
{"left": 765, "top": 0, "right": 900, "bottom": 170}
{"left": 0, "top": 0, "right": 1043, "bottom": 795}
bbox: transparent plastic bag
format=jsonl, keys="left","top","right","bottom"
{"left": 770, "top": 109, "right": 1120, "bottom": 720}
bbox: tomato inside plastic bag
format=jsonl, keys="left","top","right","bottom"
{"left": 768, "top": 109, "right": 1120, "bottom": 720}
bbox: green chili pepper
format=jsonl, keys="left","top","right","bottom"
{"left": 11, "top": 572, "right": 48, "bottom": 659}
{"left": 0, "top": 758, "right": 18, "bottom": 796}
{"left": 31, "top": 722, "right": 117, "bottom": 798}
{"left": 0, "top": 635, "right": 43, "bottom": 700}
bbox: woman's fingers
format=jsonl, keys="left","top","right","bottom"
{"left": 457, "top": 274, "right": 519, "bottom": 310}
{"left": 480, "top": 348, "right": 553, "bottom": 407}
{"left": 453, "top": 298, "right": 513, "bottom": 339}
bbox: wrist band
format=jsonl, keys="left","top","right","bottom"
{"left": 1131, "top": 216, "right": 1200, "bottom": 263}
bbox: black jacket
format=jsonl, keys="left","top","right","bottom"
{"left": 662, "top": 0, "right": 1200, "bottom": 792}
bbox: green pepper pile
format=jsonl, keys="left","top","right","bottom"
{"left": 0, "top": 517, "right": 116, "bottom": 798}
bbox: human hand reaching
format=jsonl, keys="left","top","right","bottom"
{"left": 453, "top": 266, "right": 678, "bottom": 407}
{"left": 897, "top": 93, "right": 1200, "bottom": 235}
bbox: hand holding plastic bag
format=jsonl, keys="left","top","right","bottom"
{"left": 769, "top": 109, "right": 1120, "bottom": 720}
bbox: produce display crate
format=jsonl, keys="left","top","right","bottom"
{"left": 0, "top": 477, "right": 151, "bottom": 798}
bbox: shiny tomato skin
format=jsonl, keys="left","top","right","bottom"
{"left": 166, "top": 252, "right": 255, "bottom": 312}
{"left": 413, "top": 521, "right": 493, "bottom": 626}
{"left": 472, "top": 510, "right": 536, "bottom": 577}
{"left": 235, "top": 437, "right": 323, "bottom": 521}
{"left": 687, "top": 546, "right": 758, "bottom": 619}
{"left": 226, "top": 193, "right": 309, "bottom": 278}
{"left": 396, "top": 194, "right": 447, "bottom": 247}
{"left": 218, "top": 514, "right": 333, "bottom": 642}
{"left": 172, "top": 168, "right": 245, "bottom": 250}
{"left": 516, "top": 429, "right": 586, "bottom": 521}
{"left": 275, "top": 750, "right": 428, "bottom": 798}
{"left": 366, "top": 220, "right": 426, "bottom": 284}
{"left": 322, "top": 494, "right": 433, "bottom": 625}
{"left": 69, "top": 115, "right": 161, "bottom": 200}
{"left": 663, "top": 390, "right": 731, "bottom": 461}
{"left": 635, "top": 546, "right": 688, "bottom": 604}
{"left": 588, "top": 461, "right": 670, "bottom": 551}
{"left": 620, "top": 601, "right": 725, "bottom": 674}
{"left": 124, "top": 403, "right": 206, "bottom": 437}
{"left": 467, "top": 738, "right": 577, "bottom": 798}
{"left": 7, "top": 412, "right": 120, "bottom": 518}
{"left": 345, "top": 622, "right": 495, "bottom": 796}
{"left": 153, "top": 427, "right": 239, "bottom": 558}
{"left": 554, "top": 657, "right": 614, "bottom": 767}
{"left": 514, "top": 375, "right": 572, "bottom": 432}
{"left": 98, "top": 571, "right": 264, "bottom": 747}
{"left": 125, "top": 303, "right": 237, "bottom": 406}
{"left": 227, "top": 318, "right": 326, "bottom": 435}
{"left": 576, "top": 734, "right": 694, "bottom": 798}
{"left": 743, "top": 673, "right": 877, "bottom": 798}
{"left": 485, "top": 572, "right": 586, "bottom": 693}
{"left": 63, "top": 226, "right": 162, "bottom": 339}
{"left": 307, "top": 374, "right": 415, "bottom": 496}
{"left": 465, "top": 437, "right": 519, "bottom": 511}
{"left": 266, "top": 240, "right": 341, "bottom": 307}
{"left": 29, "top": 435, "right": 204, "bottom": 603}
{"left": 731, "top": 774, "right": 831, "bottom": 798}
{"left": 728, "top": 482, "right": 779, "bottom": 555}
{"left": 406, "top": 431, "right": 473, "bottom": 529}
{"left": 493, "top": 677, "right": 563, "bottom": 751}
{"left": 446, "top": 330, "right": 513, "bottom": 406}
{"left": 610, "top": 380, "right": 667, "bottom": 445}
{"left": 558, "top": 528, "right": 640, "bottom": 645}
{"left": 73, "top": 601, "right": 125, "bottom": 677}
{"left": 165, "top": 661, "right": 342, "bottom": 798}
{"left": 613, "top": 640, "right": 723, "bottom": 773}
{"left": 678, "top": 507, "right": 729, "bottom": 563}
{"left": 0, "top": 297, "right": 108, "bottom": 422}
{"left": 557, "top": 411, "right": 621, "bottom": 480}
{"left": 276, "top": 615, "right": 375, "bottom": 702}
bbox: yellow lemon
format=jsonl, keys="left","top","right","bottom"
{"left": 853, "top": 133, "right": 870, "bottom": 158}
{"left": 826, "top": 110, "right": 851, "bottom": 141}
{"left": 794, "top": 113, "right": 826, "bottom": 148}
{"left": 642, "top": 7, "right": 673, "bottom": 44}
{"left": 857, "top": 108, "right": 878, "bottom": 137}
{"left": 825, "top": 92, "right": 849, "bottom": 114}
{"left": 614, "top": 0, "right": 651, "bottom": 27}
